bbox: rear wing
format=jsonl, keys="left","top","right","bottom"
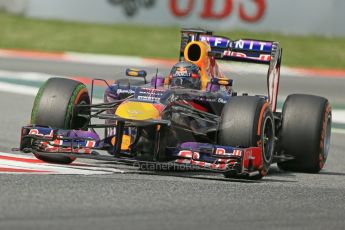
{"left": 179, "top": 28, "right": 281, "bottom": 66}
{"left": 179, "top": 28, "right": 282, "bottom": 112}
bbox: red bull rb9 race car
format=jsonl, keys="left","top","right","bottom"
{"left": 16, "top": 29, "right": 332, "bottom": 179}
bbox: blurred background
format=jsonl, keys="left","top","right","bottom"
{"left": 0, "top": 0, "right": 344, "bottom": 68}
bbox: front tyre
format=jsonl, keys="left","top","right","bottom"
{"left": 218, "top": 96, "right": 275, "bottom": 179}
{"left": 31, "top": 78, "right": 90, "bottom": 164}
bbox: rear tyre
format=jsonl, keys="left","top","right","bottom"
{"left": 218, "top": 96, "right": 275, "bottom": 180}
{"left": 31, "top": 78, "right": 90, "bottom": 164}
{"left": 277, "top": 94, "right": 332, "bottom": 173}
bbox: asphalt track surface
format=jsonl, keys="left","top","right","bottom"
{"left": 0, "top": 57, "right": 345, "bottom": 230}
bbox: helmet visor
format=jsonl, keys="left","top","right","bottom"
{"left": 171, "top": 76, "right": 199, "bottom": 89}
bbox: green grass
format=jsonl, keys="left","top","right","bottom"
{"left": 1, "top": 12, "right": 344, "bottom": 69}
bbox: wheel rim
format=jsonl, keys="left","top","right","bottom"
{"left": 262, "top": 116, "right": 274, "bottom": 163}
{"left": 71, "top": 91, "right": 90, "bottom": 129}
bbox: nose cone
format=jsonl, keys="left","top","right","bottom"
{"left": 115, "top": 101, "right": 161, "bottom": 120}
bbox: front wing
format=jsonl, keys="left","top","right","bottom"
{"left": 18, "top": 125, "right": 264, "bottom": 178}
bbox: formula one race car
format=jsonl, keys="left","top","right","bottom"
{"left": 17, "top": 28, "right": 332, "bottom": 179}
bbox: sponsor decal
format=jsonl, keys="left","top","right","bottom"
{"left": 244, "top": 149, "right": 254, "bottom": 159}
{"left": 223, "top": 51, "right": 271, "bottom": 61}
{"left": 215, "top": 148, "right": 242, "bottom": 156}
{"left": 192, "top": 152, "right": 200, "bottom": 160}
{"left": 136, "top": 88, "right": 165, "bottom": 101}
{"left": 86, "top": 140, "right": 97, "bottom": 148}
{"left": 169, "top": 0, "right": 266, "bottom": 22}
{"left": 137, "top": 96, "right": 160, "bottom": 101}
{"left": 217, "top": 98, "right": 227, "bottom": 104}
{"left": 178, "top": 150, "right": 193, "bottom": 158}
{"left": 29, "top": 129, "right": 54, "bottom": 138}
{"left": 116, "top": 88, "right": 136, "bottom": 94}
{"left": 108, "top": 0, "right": 156, "bottom": 17}
{"left": 215, "top": 148, "right": 226, "bottom": 155}
{"left": 200, "top": 36, "right": 231, "bottom": 48}
{"left": 232, "top": 40, "right": 272, "bottom": 52}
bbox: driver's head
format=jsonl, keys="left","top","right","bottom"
{"left": 169, "top": 61, "right": 201, "bottom": 90}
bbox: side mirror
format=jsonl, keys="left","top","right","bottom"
{"left": 210, "top": 77, "right": 233, "bottom": 87}
{"left": 126, "top": 68, "right": 147, "bottom": 83}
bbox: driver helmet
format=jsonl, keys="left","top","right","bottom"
{"left": 169, "top": 61, "right": 201, "bottom": 90}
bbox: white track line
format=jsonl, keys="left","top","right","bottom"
{"left": 0, "top": 152, "right": 124, "bottom": 174}
{"left": 333, "top": 129, "right": 345, "bottom": 135}
{"left": 333, "top": 110, "right": 345, "bottom": 124}
{"left": 0, "top": 70, "right": 52, "bottom": 81}
{"left": 66, "top": 52, "right": 146, "bottom": 67}
{"left": 0, "top": 82, "right": 39, "bottom": 96}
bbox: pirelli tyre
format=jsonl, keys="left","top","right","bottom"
{"left": 218, "top": 96, "right": 275, "bottom": 180}
{"left": 30, "top": 77, "right": 90, "bottom": 164}
{"left": 277, "top": 94, "right": 332, "bottom": 173}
